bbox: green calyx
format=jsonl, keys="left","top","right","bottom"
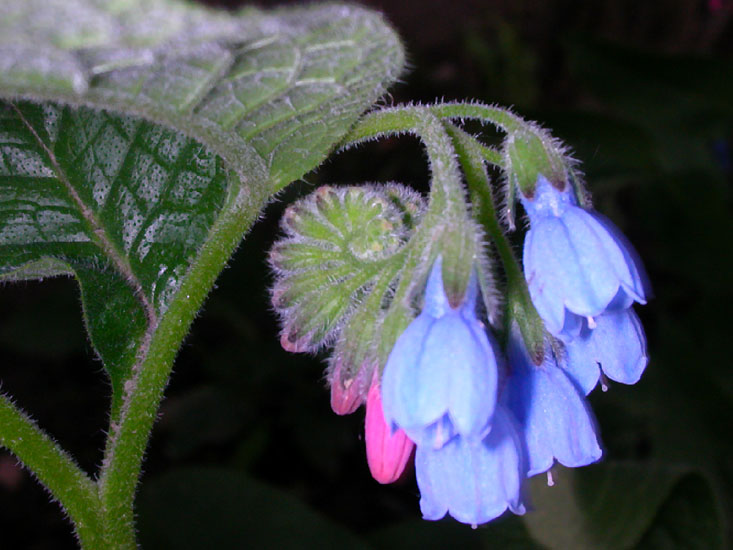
{"left": 504, "top": 125, "right": 568, "bottom": 198}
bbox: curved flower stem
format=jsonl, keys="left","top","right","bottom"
{"left": 96, "top": 172, "right": 271, "bottom": 548}
{"left": 430, "top": 101, "right": 525, "bottom": 133}
{"left": 339, "top": 104, "right": 503, "bottom": 165}
{"left": 445, "top": 122, "right": 546, "bottom": 361}
{"left": 341, "top": 105, "right": 477, "bottom": 359}
{"left": 0, "top": 393, "right": 103, "bottom": 548}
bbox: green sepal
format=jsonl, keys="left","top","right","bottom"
{"left": 439, "top": 220, "right": 479, "bottom": 309}
{"left": 504, "top": 124, "right": 568, "bottom": 197}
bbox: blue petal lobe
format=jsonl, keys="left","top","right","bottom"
{"left": 416, "top": 407, "right": 526, "bottom": 525}
{"left": 423, "top": 257, "right": 450, "bottom": 318}
{"left": 560, "top": 208, "right": 624, "bottom": 315}
{"left": 598, "top": 309, "right": 647, "bottom": 384}
{"left": 591, "top": 212, "right": 649, "bottom": 303}
{"left": 381, "top": 313, "right": 437, "bottom": 433}
{"left": 447, "top": 317, "right": 498, "bottom": 439}
{"left": 523, "top": 221, "right": 570, "bottom": 334}
{"left": 506, "top": 338, "right": 603, "bottom": 476}
{"left": 563, "top": 308, "right": 647, "bottom": 392}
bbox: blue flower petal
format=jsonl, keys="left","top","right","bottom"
{"left": 381, "top": 313, "right": 439, "bottom": 431}
{"left": 523, "top": 218, "right": 572, "bottom": 334}
{"left": 521, "top": 176, "right": 648, "bottom": 337}
{"left": 592, "top": 212, "right": 650, "bottom": 304}
{"left": 560, "top": 208, "right": 630, "bottom": 313}
{"left": 564, "top": 308, "right": 647, "bottom": 393}
{"left": 423, "top": 255, "right": 450, "bottom": 318}
{"left": 416, "top": 406, "right": 527, "bottom": 525}
{"left": 381, "top": 260, "right": 499, "bottom": 448}
{"left": 506, "top": 335, "right": 603, "bottom": 476}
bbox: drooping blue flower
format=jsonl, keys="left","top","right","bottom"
{"left": 521, "top": 175, "right": 647, "bottom": 337}
{"left": 381, "top": 258, "right": 500, "bottom": 448}
{"left": 561, "top": 308, "right": 648, "bottom": 395}
{"left": 416, "top": 405, "right": 527, "bottom": 525}
{"left": 504, "top": 330, "right": 602, "bottom": 477}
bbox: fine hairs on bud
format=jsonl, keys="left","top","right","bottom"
{"left": 268, "top": 182, "right": 424, "bottom": 354}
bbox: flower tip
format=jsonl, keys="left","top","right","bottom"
{"left": 330, "top": 378, "right": 364, "bottom": 415}
{"left": 279, "top": 328, "right": 311, "bottom": 353}
{"left": 365, "top": 383, "right": 415, "bottom": 484}
{"left": 329, "top": 359, "right": 371, "bottom": 415}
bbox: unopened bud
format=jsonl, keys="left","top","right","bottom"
{"left": 329, "top": 359, "right": 371, "bottom": 415}
{"left": 365, "top": 380, "right": 415, "bottom": 484}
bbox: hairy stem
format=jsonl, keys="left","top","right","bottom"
{"left": 342, "top": 106, "right": 476, "bottom": 359}
{"left": 96, "top": 170, "right": 270, "bottom": 547}
{"left": 0, "top": 393, "right": 103, "bottom": 548}
{"left": 430, "top": 101, "right": 525, "bottom": 133}
{"left": 446, "top": 122, "right": 545, "bottom": 359}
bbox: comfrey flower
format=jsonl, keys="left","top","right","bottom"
{"left": 329, "top": 358, "right": 371, "bottom": 415}
{"left": 504, "top": 329, "right": 603, "bottom": 477}
{"left": 521, "top": 174, "right": 647, "bottom": 338}
{"left": 381, "top": 258, "right": 527, "bottom": 525}
{"left": 562, "top": 308, "right": 648, "bottom": 395}
{"left": 416, "top": 406, "right": 527, "bottom": 525}
{"left": 381, "top": 258, "right": 501, "bottom": 448}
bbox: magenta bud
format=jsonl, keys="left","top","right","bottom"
{"left": 330, "top": 377, "right": 364, "bottom": 415}
{"left": 329, "top": 359, "right": 370, "bottom": 415}
{"left": 365, "top": 380, "right": 415, "bottom": 484}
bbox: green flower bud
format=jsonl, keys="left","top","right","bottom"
{"left": 270, "top": 184, "right": 424, "bottom": 353}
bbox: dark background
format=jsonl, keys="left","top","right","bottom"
{"left": 1, "top": 0, "right": 731, "bottom": 548}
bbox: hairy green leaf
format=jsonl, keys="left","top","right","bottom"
{"left": 0, "top": 101, "right": 229, "bottom": 413}
{"left": 0, "top": 1, "right": 403, "bottom": 416}
{"left": 0, "top": 1, "right": 404, "bottom": 191}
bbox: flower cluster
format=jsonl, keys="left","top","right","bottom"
{"left": 381, "top": 259, "right": 526, "bottom": 523}
{"left": 371, "top": 176, "right": 649, "bottom": 526}
{"left": 269, "top": 104, "right": 650, "bottom": 527}
{"left": 520, "top": 175, "right": 649, "bottom": 395}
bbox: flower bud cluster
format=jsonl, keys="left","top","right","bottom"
{"left": 268, "top": 104, "right": 650, "bottom": 527}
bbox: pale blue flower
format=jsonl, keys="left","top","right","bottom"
{"left": 562, "top": 308, "right": 648, "bottom": 394}
{"left": 521, "top": 175, "right": 647, "bottom": 337}
{"left": 504, "top": 331, "right": 603, "bottom": 476}
{"left": 381, "top": 258, "right": 500, "bottom": 448}
{"left": 416, "top": 406, "right": 527, "bottom": 525}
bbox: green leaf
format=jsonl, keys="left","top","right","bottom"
{"left": 523, "top": 463, "right": 724, "bottom": 550}
{"left": 0, "top": 0, "right": 405, "bottom": 191}
{"left": 0, "top": 101, "right": 227, "bottom": 414}
{"left": 0, "top": 1, "right": 403, "bottom": 414}
{"left": 137, "top": 467, "right": 372, "bottom": 550}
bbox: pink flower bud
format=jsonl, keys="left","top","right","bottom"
{"left": 365, "top": 381, "right": 415, "bottom": 484}
{"left": 329, "top": 359, "right": 369, "bottom": 415}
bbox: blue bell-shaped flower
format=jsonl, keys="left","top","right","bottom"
{"left": 504, "top": 330, "right": 603, "bottom": 476}
{"left": 381, "top": 258, "right": 500, "bottom": 448}
{"left": 521, "top": 175, "right": 647, "bottom": 337}
{"left": 562, "top": 308, "right": 648, "bottom": 394}
{"left": 415, "top": 405, "right": 527, "bottom": 525}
